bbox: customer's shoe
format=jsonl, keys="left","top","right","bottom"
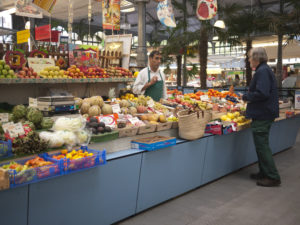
{"left": 250, "top": 172, "right": 264, "bottom": 180}
{"left": 256, "top": 178, "right": 281, "bottom": 187}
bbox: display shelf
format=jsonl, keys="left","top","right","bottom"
{"left": 0, "top": 77, "right": 135, "bottom": 84}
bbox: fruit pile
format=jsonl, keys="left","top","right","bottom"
{"left": 106, "top": 67, "right": 133, "bottom": 77}
{"left": 39, "top": 66, "right": 67, "bottom": 79}
{"left": 167, "top": 89, "right": 182, "bottom": 96}
{"left": 1, "top": 161, "right": 29, "bottom": 172}
{"left": 52, "top": 149, "right": 93, "bottom": 160}
{"left": 17, "top": 67, "right": 39, "bottom": 79}
{"left": 0, "top": 60, "right": 16, "bottom": 79}
{"left": 25, "top": 156, "right": 53, "bottom": 167}
{"left": 83, "top": 66, "right": 107, "bottom": 78}
{"left": 220, "top": 112, "right": 251, "bottom": 126}
{"left": 86, "top": 117, "right": 112, "bottom": 135}
{"left": 65, "top": 65, "right": 85, "bottom": 79}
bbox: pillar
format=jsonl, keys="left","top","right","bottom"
{"left": 136, "top": 0, "right": 148, "bottom": 68}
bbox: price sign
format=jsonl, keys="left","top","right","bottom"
{"left": 128, "top": 117, "right": 140, "bottom": 125}
{"left": 0, "top": 113, "right": 9, "bottom": 123}
{"left": 112, "top": 104, "right": 121, "bottom": 113}
{"left": 147, "top": 99, "right": 155, "bottom": 107}
{"left": 17, "top": 29, "right": 30, "bottom": 44}
{"left": 200, "top": 95, "right": 209, "bottom": 102}
{"left": 2, "top": 122, "right": 25, "bottom": 138}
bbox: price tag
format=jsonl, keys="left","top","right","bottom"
{"left": 29, "top": 97, "right": 38, "bottom": 107}
{"left": 128, "top": 117, "right": 140, "bottom": 125}
{"left": 112, "top": 104, "right": 121, "bottom": 113}
{"left": 147, "top": 99, "right": 155, "bottom": 107}
{"left": 200, "top": 95, "right": 209, "bottom": 102}
{"left": 0, "top": 113, "right": 9, "bottom": 122}
{"left": 2, "top": 122, "right": 25, "bottom": 138}
{"left": 2, "top": 122, "right": 13, "bottom": 133}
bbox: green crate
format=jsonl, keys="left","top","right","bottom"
{"left": 90, "top": 130, "right": 119, "bottom": 143}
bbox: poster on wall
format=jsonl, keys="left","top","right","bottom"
{"left": 157, "top": 0, "right": 176, "bottom": 28}
{"left": 30, "top": 0, "right": 57, "bottom": 16}
{"left": 69, "top": 44, "right": 99, "bottom": 69}
{"left": 196, "top": 0, "right": 217, "bottom": 20}
{"left": 15, "top": 0, "right": 43, "bottom": 18}
{"left": 102, "top": 0, "right": 121, "bottom": 30}
{"left": 105, "top": 34, "right": 132, "bottom": 69}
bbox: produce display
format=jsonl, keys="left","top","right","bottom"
{"left": 52, "top": 149, "right": 93, "bottom": 160}
{"left": 220, "top": 112, "right": 251, "bottom": 126}
{"left": 0, "top": 60, "right": 17, "bottom": 79}
{"left": 39, "top": 66, "right": 67, "bottom": 79}
{"left": 86, "top": 117, "right": 112, "bottom": 135}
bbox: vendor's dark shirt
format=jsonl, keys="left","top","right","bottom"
{"left": 242, "top": 62, "right": 279, "bottom": 120}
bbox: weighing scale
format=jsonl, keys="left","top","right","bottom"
{"left": 37, "top": 96, "right": 78, "bottom": 116}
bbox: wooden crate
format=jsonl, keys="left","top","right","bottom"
{"left": 138, "top": 124, "right": 157, "bottom": 134}
{"left": 156, "top": 122, "right": 173, "bottom": 131}
{"left": 118, "top": 127, "right": 139, "bottom": 138}
{"left": 0, "top": 168, "right": 9, "bottom": 191}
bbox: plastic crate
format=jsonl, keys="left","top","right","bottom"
{"left": 0, "top": 140, "right": 13, "bottom": 158}
{"left": 0, "top": 156, "right": 64, "bottom": 188}
{"left": 44, "top": 148, "right": 106, "bottom": 174}
{"left": 131, "top": 136, "right": 176, "bottom": 151}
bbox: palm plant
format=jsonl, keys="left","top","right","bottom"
{"left": 222, "top": 4, "right": 265, "bottom": 86}
{"left": 265, "top": 0, "right": 300, "bottom": 87}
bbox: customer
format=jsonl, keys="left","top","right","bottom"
{"left": 242, "top": 47, "right": 281, "bottom": 187}
{"left": 133, "top": 50, "right": 167, "bottom": 101}
{"left": 233, "top": 74, "right": 240, "bottom": 86}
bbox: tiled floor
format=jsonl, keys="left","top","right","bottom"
{"left": 117, "top": 131, "right": 300, "bottom": 225}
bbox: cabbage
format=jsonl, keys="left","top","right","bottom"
{"left": 39, "top": 131, "right": 64, "bottom": 148}
{"left": 53, "top": 117, "right": 85, "bottom": 131}
{"left": 75, "top": 130, "right": 91, "bottom": 144}
{"left": 12, "top": 105, "right": 27, "bottom": 119}
{"left": 41, "top": 117, "right": 54, "bottom": 129}
{"left": 56, "top": 130, "right": 77, "bottom": 146}
{"left": 26, "top": 108, "right": 43, "bottom": 125}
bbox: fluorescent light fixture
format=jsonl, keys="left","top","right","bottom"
{"left": 0, "top": 8, "right": 16, "bottom": 17}
{"left": 120, "top": 7, "right": 135, "bottom": 13}
{"left": 214, "top": 20, "right": 225, "bottom": 29}
{"left": 25, "top": 21, "right": 30, "bottom": 30}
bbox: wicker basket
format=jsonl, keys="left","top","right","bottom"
{"left": 178, "top": 110, "right": 210, "bottom": 140}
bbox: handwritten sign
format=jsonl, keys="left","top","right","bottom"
{"left": 27, "top": 57, "right": 55, "bottom": 74}
{"left": 2, "top": 122, "right": 25, "bottom": 138}
{"left": 0, "top": 113, "right": 9, "bottom": 123}
{"left": 17, "top": 29, "right": 30, "bottom": 44}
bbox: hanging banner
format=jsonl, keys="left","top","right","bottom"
{"left": 102, "top": 0, "right": 121, "bottom": 30}
{"left": 40, "top": 31, "right": 60, "bottom": 42}
{"left": 196, "top": 0, "right": 217, "bottom": 20}
{"left": 15, "top": 0, "right": 43, "bottom": 18}
{"left": 157, "top": 0, "right": 176, "bottom": 28}
{"left": 17, "top": 29, "right": 30, "bottom": 44}
{"left": 30, "top": 0, "right": 57, "bottom": 16}
{"left": 35, "top": 24, "right": 51, "bottom": 41}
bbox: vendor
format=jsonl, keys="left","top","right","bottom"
{"left": 133, "top": 50, "right": 167, "bottom": 101}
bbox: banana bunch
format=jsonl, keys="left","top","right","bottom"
{"left": 197, "top": 101, "right": 208, "bottom": 111}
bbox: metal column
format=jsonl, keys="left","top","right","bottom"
{"left": 136, "top": 0, "right": 148, "bottom": 68}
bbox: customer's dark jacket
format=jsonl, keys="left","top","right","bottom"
{"left": 242, "top": 62, "right": 279, "bottom": 120}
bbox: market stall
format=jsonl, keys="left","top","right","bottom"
{"left": 0, "top": 114, "right": 299, "bottom": 225}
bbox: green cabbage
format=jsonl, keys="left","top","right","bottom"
{"left": 12, "top": 105, "right": 27, "bottom": 120}
{"left": 41, "top": 117, "right": 54, "bottom": 129}
{"left": 26, "top": 108, "right": 43, "bottom": 125}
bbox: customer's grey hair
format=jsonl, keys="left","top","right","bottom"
{"left": 249, "top": 47, "right": 268, "bottom": 63}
